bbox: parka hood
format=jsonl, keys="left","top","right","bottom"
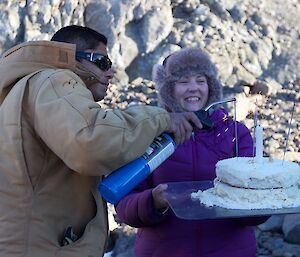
{"left": 0, "top": 41, "right": 77, "bottom": 104}
{"left": 152, "top": 47, "right": 223, "bottom": 112}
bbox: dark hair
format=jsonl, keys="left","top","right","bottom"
{"left": 51, "top": 25, "right": 108, "bottom": 51}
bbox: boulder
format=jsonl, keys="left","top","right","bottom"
{"left": 282, "top": 214, "right": 300, "bottom": 244}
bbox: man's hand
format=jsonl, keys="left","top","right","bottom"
{"left": 168, "top": 112, "right": 203, "bottom": 145}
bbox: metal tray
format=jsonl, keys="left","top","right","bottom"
{"left": 164, "top": 181, "right": 300, "bottom": 220}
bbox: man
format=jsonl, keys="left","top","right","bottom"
{"left": 0, "top": 25, "right": 201, "bottom": 257}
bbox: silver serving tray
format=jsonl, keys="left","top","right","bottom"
{"left": 164, "top": 181, "right": 300, "bottom": 220}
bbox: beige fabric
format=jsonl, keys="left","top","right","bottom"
{"left": 0, "top": 41, "right": 170, "bottom": 257}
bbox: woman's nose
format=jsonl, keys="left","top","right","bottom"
{"left": 187, "top": 80, "right": 200, "bottom": 91}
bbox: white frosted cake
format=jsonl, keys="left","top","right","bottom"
{"left": 191, "top": 157, "right": 300, "bottom": 209}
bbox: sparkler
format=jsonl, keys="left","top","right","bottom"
{"left": 234, "top": 100, "right": 238, "bottom": 157}
{"left": 253, "top": 99, "right": 258, "bottom": 158}
{"left": 204, "top": 97, "right": 237, "bottom": 156}
{"left": 282, "top": 99, "right": 296, "bottom": 163}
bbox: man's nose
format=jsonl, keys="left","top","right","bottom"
{"left": 105, "top": 68, "right": 115, "bottom": 79}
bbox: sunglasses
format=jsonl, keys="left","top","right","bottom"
{"left": 76, "top": 51, "right": 112, "bottom": 71}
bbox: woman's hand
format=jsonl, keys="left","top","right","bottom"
{"left": 152, "top": 184, "right": 169, "bottom": 213}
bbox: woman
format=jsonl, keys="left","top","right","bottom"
{"left": 115, "top": 48, "right": 268, "bottom": 257}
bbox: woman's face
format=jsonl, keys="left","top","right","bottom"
{"left": 173, "top": 74, "right": 209, "bottom": 112}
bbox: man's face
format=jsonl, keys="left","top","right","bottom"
{"left": 80, "top": 42, "right": 114, "bottom": 101}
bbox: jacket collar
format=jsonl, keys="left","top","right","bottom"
{"left": 0, "top": 41, "right": 77, "bottom": 104}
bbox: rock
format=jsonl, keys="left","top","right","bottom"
{"left": 234, "top": 93, "right": 255, "bottom": 120}
{"left": 235, "top": 66, "right": 257, "bottom": 85}
{"left": 249, "top": 79, "right": 281, "bottom": 96}
{"left": 283, "top": 214, "right": 300, "bottom": 244}
{"left": 254, "top": 38, "right": 273, "bottom": 70}
{"left": 228, "top": 5, "right": 247, "bottom": 23}
{"left": 112, "top": 69, "right": 130, "bottom": 87}
{"left": 126, "top": 43, "right": 180, "bottom": 81}
{"left": 282, "top": 152, "right": 300, "bottom": 163}
{"left": 211, "top": 52, "right": 234, "bottom": 82}
{"left": 138, "top": 4, "right": 173, "bottom": 54}
{"left": 258, "top": 215, "right": 284, "bottom": 232}
{"left": 111, "top": 225, "right": 136, "bottom": 257}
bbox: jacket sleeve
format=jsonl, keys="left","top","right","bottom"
{"left": 237, "top": 122, "right": 254, "bottom": 157}
{"left": 115, "top": 178, "right": 169, "bottom": 228}
{"left": 32, "top": 69, "right": 170, "bottom": 176}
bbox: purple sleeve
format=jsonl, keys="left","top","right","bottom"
{"left": 115, "top": 180, "right": 169, "bottom": 228}
{"left": 237, "top": 122, "right": 254, "bottom": 158}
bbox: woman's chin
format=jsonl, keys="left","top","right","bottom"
{"left": 183, "top": 105, "right": 203, "bottom": 112}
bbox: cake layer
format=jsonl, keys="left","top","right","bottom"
{"left": 216, "top": 157, "right": 300, "bottom": 189}
{"left": 191, "top": 180, "right": 300, "bottom": 209}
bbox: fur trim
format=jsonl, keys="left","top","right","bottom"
{"left": 153, "top": 47, "right": 223, "bottom": 112}
{"left": 152, "top": 64, "right": 166, "bottom": 90}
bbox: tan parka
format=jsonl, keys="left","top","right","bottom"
{"left": 0, "top": 41, "right": 170, "bottom": 257}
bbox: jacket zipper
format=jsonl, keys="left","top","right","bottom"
{"left": 191, "top": 132, "right": 197, "bottom": 180}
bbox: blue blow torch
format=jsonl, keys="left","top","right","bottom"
{"left": 98, "top": 98, "right": 236, "bottom": 204}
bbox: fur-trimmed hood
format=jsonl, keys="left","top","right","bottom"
{"left": 152, "top": 47, "right": 223, "bottom": 112}
{"left": 0, "top": 40, "right": 99, "bottom": 105}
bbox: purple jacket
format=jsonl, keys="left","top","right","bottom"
{"left": 116, "top": 109, "right": 268, "bottom": 257}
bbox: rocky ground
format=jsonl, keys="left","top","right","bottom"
{"left": 0, "top": 0, "right": 299, "bottom": 256}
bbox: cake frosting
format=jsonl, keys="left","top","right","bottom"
{"left": 191, "top": 157, "right": 300, "bottom": 209}
{"left": 216, "top": 157, "right": 300, "bottom": 189}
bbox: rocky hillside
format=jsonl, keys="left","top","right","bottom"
{"left": 0, "top": 0, "right": 299, "bottom": 256}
